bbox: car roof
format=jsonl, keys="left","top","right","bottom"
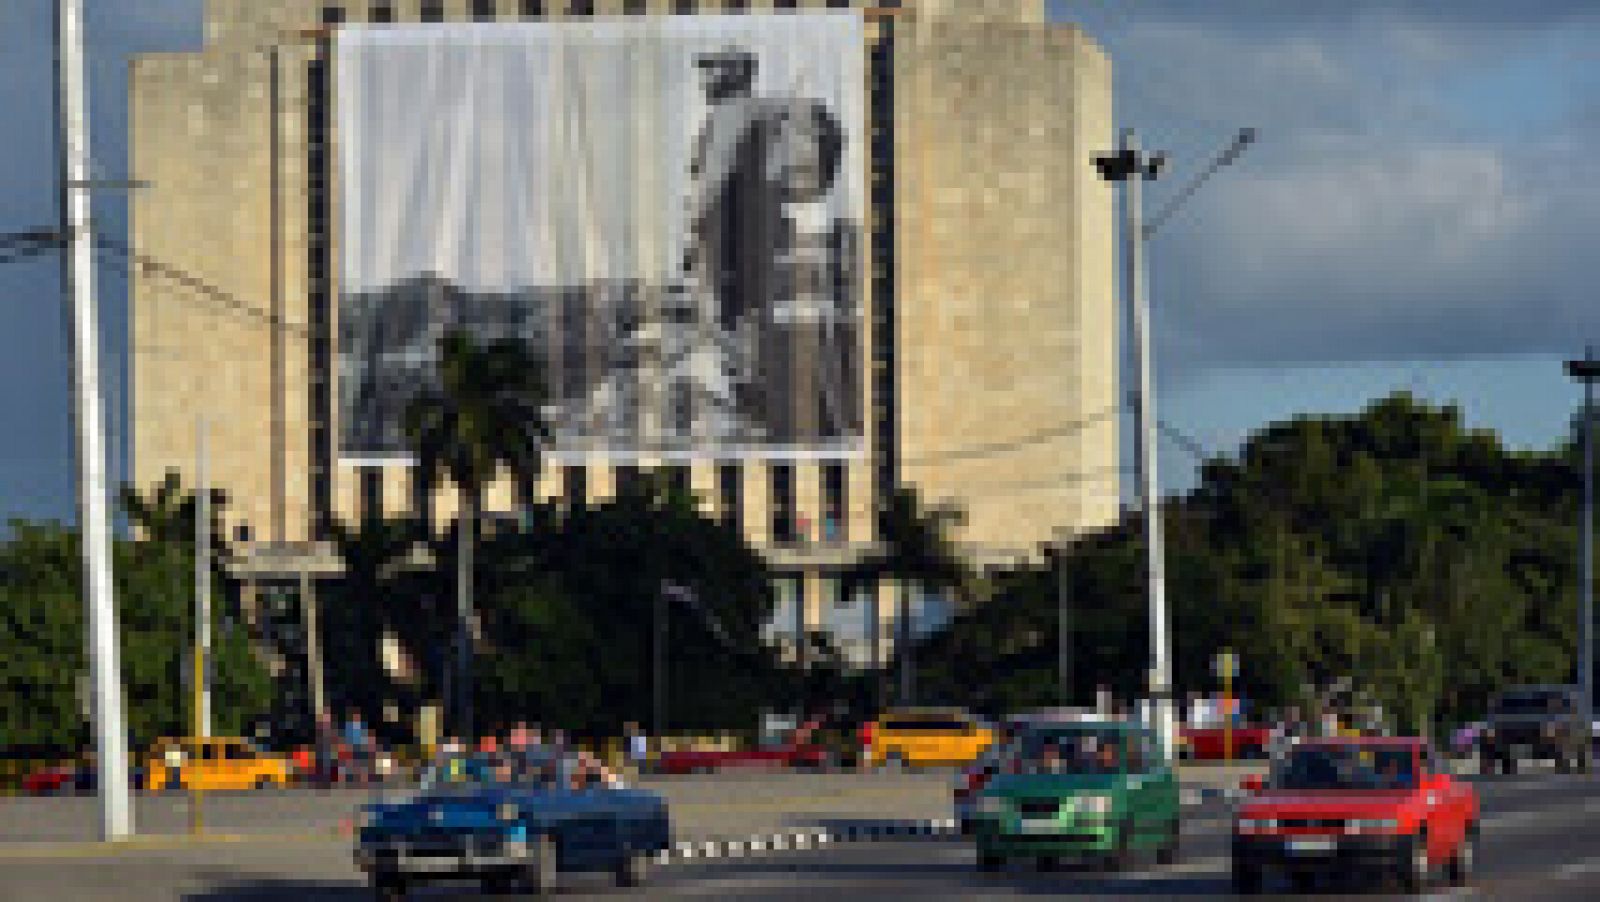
{"left": 1294, "top": 736, "right": 1423, "bottom": 748}
{"left": 1028, "top": 720, "right": 1148, "bottom": 734}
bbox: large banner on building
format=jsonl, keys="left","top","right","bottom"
{"left": 335, "top": 14, "right": 865, "bottom": 463}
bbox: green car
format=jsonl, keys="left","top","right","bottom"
{"left": 969, "top": 720, "right": 1180, "bottom": 871}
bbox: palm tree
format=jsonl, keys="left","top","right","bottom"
{"left": 840, "top": 487, "right": 968, "bottom": 710}
{"left": 402, "top": 329, "right": 550, "bottom": 737}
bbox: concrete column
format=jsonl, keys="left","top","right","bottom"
{"left": 300, "top": 571, "right": 328, "bottom": 726}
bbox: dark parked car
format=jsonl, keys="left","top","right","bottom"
{"left": 354, "top": 749, "right": 670, "bottom": 899}
{"left": 1479, "top": 685, "right": 1591, "bottom": 774}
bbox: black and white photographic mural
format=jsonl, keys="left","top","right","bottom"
{"left": 335, "top": 14, "right": 866, "bottom": 463}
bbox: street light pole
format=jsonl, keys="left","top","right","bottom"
{"left": 1565, "top": 347, "right": 1597, "bottom": 738}
{"left": 1095, "top": 128, "right": 1172, "bottom": 756}
{"left": 1095, "top": 127, "right": 1256, "bottom": 762}
{"left": 195, "top": 416, "right": 212, "bottom": 739}
{"left": 56, "top": 0, "right": 132, "bottom": 840}
{"left": 654, "top": 583, "right": 666, "bottom": 744}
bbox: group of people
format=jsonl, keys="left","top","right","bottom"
{"left": 292, "top": 710, "right": 392, "bottom": 786}
{"left": 427, "top": 721, "right": 624, "bottom": 791}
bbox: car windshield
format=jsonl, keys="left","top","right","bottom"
{"left": 418, "top": 750, "right": 568, "bottom": 792}
{"left": 1012, "top": 728, "right": 1134, "bottom": 776}
{"left": 1493, "top": 691, "right": 1570, "bottom": 715}
{"left": 1274, "top": 745, "right": 1416, "bottom": 791}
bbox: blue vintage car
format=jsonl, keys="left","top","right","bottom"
{"left": 353, "top": 749, "right": 670, "bottom": 898}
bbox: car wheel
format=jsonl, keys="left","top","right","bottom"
{"left": 1398, "top": 833, "right": 1430, "bottom": 893}
{"left": 1035, "top": 855, "right": 1058, "bottom": 872}
{"left": 523, "top": 834, "right": 558, "bottom": 895}
{"left": 254, "top": 776, "right": 273, "bottom": 791}
{"left": 1447, "top": 827, "right": 1477, "bottom": 887}
{"left": 1156, "top": 820, "right": 1179, "bottom": 866}
{"left": 481, "top": 874, "right": 516, "bottom": 894}
{"left": 1502, "top": 756, "right": 1517, "bottom": 775}
{"left": 1289, "top": 870, "right": 1315, "bottom": 892}
{"left": 884, "top": 752, "right": 906, "bottom": 772}
{"left": 615, "top": 850, "right": 650, "bottom": 887}
{"left": 1106, "top": 823, "right": 1134, "bottom": 872}
{"left": 1230, "top": 862, "right": 1262, "bottom": 895}
{"left": 977, "top": 851, "right": 1004, "bottom": 872}
{"left": 371, "top": 876, "right": 407, "bottom": 901}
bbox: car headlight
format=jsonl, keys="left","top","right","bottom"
{"left": 1075, "top": 795, "right": 1113, "bottom": 815}
{"left": 974, "top": 796, "right": 1007, "bottom": 816}
{"left": 497, "top": 802, "right": 521, "bottom": 823}
{"left": 1345, "top": 818, "right": 1399, "bottom": 833}
{"left": 1237, "top": 818, "right": 1279, "bottom": 832}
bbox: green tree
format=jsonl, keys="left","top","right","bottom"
{"left": 0, "top": 522, "right": 272, "bottom": 756}
{"left": 403, "top": 329, "right": 550, "bottom": 736}
{"left": 839, "top": 487, "right": 968, "bottom": 710}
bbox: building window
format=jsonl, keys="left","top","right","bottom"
{"left": 725, "top": 0, "right": 748, "bottom": 11}
{"left": 410, "top": 467, "right": 434, "bottom": 532}
{"left": 616, "top": 465, "right": 643, "bottom": 498}
{"left": 370, "top": 1, "right": 394, "bottom": 22}
{"left": 307, "top": 57, "right": 334, "bottom": 540}
{"left": 624, "top": 0, "right": 646, "bottom": 14}
{"left": 472, "top": 0, "right": 496, "bottom": 20}
{"left": 823, "top": 463, "right": 847, "bottom": 543}
{"left": 514, "top": 472, "right": 537, "bottom": 511}
{"left": 776, "top": 0, "right": 796, "bottom": 9}
{"left": 569, "top": 0, "right": 593, "bottom": 15}
{"left": 770, "top": 464, "right": 796, "bottom": 544}
{"left": 828, "top": 0, "right": 851, "bottom": 8}
{"left": 564, "top": 465, "right": 587, "bottom": 508}
{"left": 673, "top": 0, "right": 694, "bottom": 14}
{"left": 521, "top": 0, "right": 544, "bottom": 16}
{"left": 420, "top": 0, "right": 443, "bottom": 21}
{"left": 321, "top": 5, "right": 346, "bottom": 25}
{"left": 718, "top": 463, "right": 742, "bottom": 528}
{"left": 360, "top": 468, "right": 383, "bottom": 525}
{"left": 665, "top": 465, "right": 690, "bottom": 499}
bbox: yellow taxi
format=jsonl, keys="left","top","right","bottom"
{"left": 143, "top": 737, "right": 295, "bottom": 791}
{"left": 864, "top": 708, "right": 996, "bottom": 768}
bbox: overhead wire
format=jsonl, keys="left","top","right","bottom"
{"left": 91, "top": 233, "right": 309, "bottom": 336}
{"left": 899, "top": 405, "right": 1122, "bottom": 467}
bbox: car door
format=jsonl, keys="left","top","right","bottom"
{"left": 1121, "top": 732, "right": 1158, "bottom": 843}
{"left": 1417, "top": 746, "right": 1459, "bottom": 863}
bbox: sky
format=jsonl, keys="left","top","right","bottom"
{"left": 1, "top": 1, "right": 1597, "bottom": 524}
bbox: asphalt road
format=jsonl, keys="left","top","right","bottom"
{"left": 1, "top": 769, "right": 1592, "bottom": 900}
{"left": 0, "top": 765, "right": 1261, "bottom": 846}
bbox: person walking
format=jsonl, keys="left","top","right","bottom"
{"left": 342, "top": 710, "right": 372, "bottom": 785}
{"left": 624, "top": 722, "right": 650, "bottom": 776}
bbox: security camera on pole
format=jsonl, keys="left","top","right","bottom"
{"left": 1095, "top": 127, "right": 1256, "bottom": 762}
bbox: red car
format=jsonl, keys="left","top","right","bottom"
{"left": 1231, "top": 737, "right": 1478, "bottom": 893}
{"left": 653, "top": 733, "right": 837, "bottom": 775}
{"left": 1180, "top": 724, "right": 1276, "bottom": 760}
{"left": 21, "top": 763, "right": 87, "bottom": 795}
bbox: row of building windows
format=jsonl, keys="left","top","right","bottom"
{"left": 358, "top": 462, "right": 850, "bottom": 544}
{"left": 322, "top": 0, "right": 886, "bottom": 23}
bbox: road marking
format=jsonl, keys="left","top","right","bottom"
{"left": 1557, "top": 857, "right": 1600, "bottom": 879}
{"left": 0, "top": 831, "right": 335, "bottom": 859}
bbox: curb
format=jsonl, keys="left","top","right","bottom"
{"left": 653, "top": 818, "right": 961, "bottom": 865}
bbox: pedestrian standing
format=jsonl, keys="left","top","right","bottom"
{"left": 624, "top": 722, "right": 649, "bottom": 774}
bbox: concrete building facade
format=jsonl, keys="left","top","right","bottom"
{"left": 129, "top": 0, "right": 1119, "bottom": 677}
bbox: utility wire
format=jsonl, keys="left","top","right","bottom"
{"left": 0, "top": 243, "right": 58, "bottom": 267}
{"left": 900, "top": 405, "right": 1121, "bottom": 467}
{"left": 92, "top": 234, "right": 309, "bottom": 335}
{"left": 1144, "top": 128, "right": 1257, "bottom": 239}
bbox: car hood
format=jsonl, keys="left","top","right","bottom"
{"left": 1239, "top": 790, "right": 1420, "bottom": 820}
{"left": 981, "top": 773, "right": 1131, "bottom": 797}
